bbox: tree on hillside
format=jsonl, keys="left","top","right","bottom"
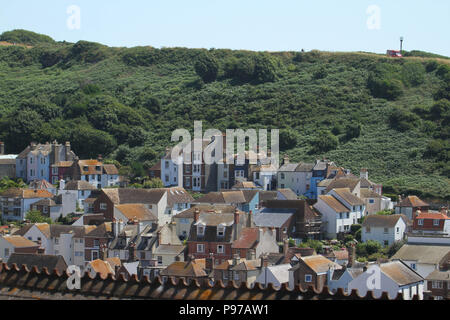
{"left": 194, "top": 52, "right": 219, "bottom": 83}
{"left": 310, "top": 130, "right": 338, "bottom": 154}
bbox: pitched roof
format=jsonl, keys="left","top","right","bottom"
{"left": 318, "top": 195, "right": 350, "bottom": 213}
{"left": 103, "top": 164, "right": 119, "bottom": 175}
{"left": 360, "top": 189, "right": 382, "bottom": 199}
{"left": 7, "top": 253, "right": 67, "bottom": 272}
{"left": 380, "top": 261, "right": 423, "bottom": 286}
{"left": 65, "top": 180, "right": 97, "bottom": 191}
{"left": 230, "top": 259, "right": 261, "bottom": 271}
{"left": 88, "top": 260, "right": 115, "bottom": 277}
{"left": 2, "top": 236, "right": 39, "bottom": 248}
{"left": 165, "top": 188, "right": 195, "bottom": 206}
{"left": 295, "top": 163, "right": 315, "bottom": 172}
{"left": 231, "top": 228, "right": 259, "bottom": 249}
{"left": 115, "top": 204, "right": 157, "bottom": 222}
{"left": 32, "top": 198, "right": 58, "bottom": 207}
{"left": 232, "top": 181, "right": 259, "bottom": 190}
{"left": 278, "top": 163, "right": 299, "bottom": 172}
{"left": 298, "top": 255, "right": 341, "bottom": 274}
{"left": 28, "top": 180, "right": 54, "bottom": 190}
{"left": 396, "top": 196, "right": 429, "bottom": 208}
{"left": 277, "top": 189, "right": 298, "bottom": 200}
{"left": 426, "top": 269, "right": 450, "bottom": 281}
{"left": 101, "top": 188, "right": 166, "bottom": 205}
{"left": 52, "top": 161, "right": 73, "bottom": 168}
{"left": 362, "top": 214, "right": 408, "bottom": 228}
{"left": 415, "top": 211, "right": 449, "bottom": 220}
{"left": 77, "top": 160, "right": 103, "bottom": 175}
{"left": 174, "top": 205, "right": 238, "bottom": 219}
{"left": 0, "top": 188, "right": 54, "bottom": 199}
{"left": 153, "top": 244, "right": 185, "bottom": 256}
{"left": 196, "top": 191, "right": 247, "bottom": 204}
{"left": 254, "top": 209, "right": 294, "bottom": 228}
{"left": 259, "top": 191, "right": 278, "bottom": 202}
{"left": 332, "top": 188, "right": 364, "bottom": 206}
{"left": 160, "top": 259, "right": 208, "bottom": 278}
{"left": 325, "top": 178, "right": 360, "bottom": 193}
{"left": 262, "top": 264, "right": 291, "bottom": 284}
{"left": 392, "top": 245, "right": 450, "bottom": 264}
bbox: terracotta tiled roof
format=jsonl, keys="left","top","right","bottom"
{"left": 318, "top": 195, "right": 349, "bottom": 213}
{"left": 160, "top": 260, "right": 207, "bottom": 278}
{"left": 360, "top": 189, "right": 382, "bottom": 199}
{"left": 231, "top": 228, "right": 259, "bottom": 249}
{"left": 52, "top": 161, "right": 73, "bottom": 168}
{"left": 196, "top": 191, "right": 247, "bottom": 204}
{"left": 298, "top": 255, "right": 341, "bottom": 274}
{"left": 101, "top": 188, "right": 166, "bottom": 205}
{"left": 2, "top": 236, "right": 39, "bottom": 248}
{"left": 0, "top": 188, "right": 54, "bottom": 199}
{"left": 396, "top": 196, "right": 429, "bottom": 208}
{"left": 232, "top": 181, "right": 259, "bottom": 189}
{"left": 115, "top": 204, "right": 157, "bottom": 222}
{"left": 0, "top": 263, "right": 412, "bottom": 300}
{"left": 105, "top": 257, "right": 121, "bottom": 269}
{"left": 415, "top": 211, "right": 449, "bottom": 220}
{"left": 175, "top": 205, "right": 239, "bottom": 219}
{"left": 88, "top": 260, "right": 115, "bottom": 278}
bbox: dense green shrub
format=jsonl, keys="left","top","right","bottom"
{"left": 194, "top": 52, "right": 219, "bottom": 83}
{"left": 310, "top": 131, "right": 338, "bottom": 154}
{"left": 0, "top": 29, "right": 54, "bottom": 45}
{"left": 389, "top": 108, "right": 421, "bottom": 131}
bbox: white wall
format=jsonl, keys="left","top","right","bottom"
{"left": 362, "top": 219, "right": 406, "bottom": 246}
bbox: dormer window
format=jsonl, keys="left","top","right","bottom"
{"left": 217, "top": 226, "right": 225, "bottom": 237}
{"left": 197, "top": 225, "right": 205, "bottom": 236}
{"left": 418, "top": 219, "right": 424, "bottom": 226}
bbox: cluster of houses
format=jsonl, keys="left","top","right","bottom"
{"left": 0, "top": 139, "right": 448, "bottom": 300}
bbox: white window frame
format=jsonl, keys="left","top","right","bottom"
{"left": 217, "top": 245, "right": 224, "bottom": 254}
{"left": 197, "top": 244, "right": 205, "bottom": 253}
{"left": 305, "top": 274, "right": 312, "bottom": 283}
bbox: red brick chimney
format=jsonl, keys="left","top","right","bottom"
{"left": 194, "top": 208, "right": 200, "bottom": 222}
{"left": 234, "top": 208, "right": 240, "bottom": 225}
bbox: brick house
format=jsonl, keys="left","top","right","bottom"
{"left": 289, "top": 255, "right": 341, "bottom": 291}
{"left": 84, "top": 222, "right": 113, "bottom": 263}
{"left": 412, "top": 210, "right": 450, "bottom": 236}
{"left": 187, "top": 208, "right": 247, "bottom": 264}
{"left": 426, "top": 269, "right": 450, "bottom": 300}
{"left": 50, "top": 161, "right": 73, "bottom": 185}
{"left": 394, "top": 195, "right": 430, "bottom": 220}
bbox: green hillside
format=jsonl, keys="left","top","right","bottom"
{"left": 0, "top": 30, "right": 448, "bottom": 200}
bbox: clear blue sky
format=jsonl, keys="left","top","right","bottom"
{"left": 1, "top": 0, "right": 449, "bottom": 56}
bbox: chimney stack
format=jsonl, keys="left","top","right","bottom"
{"left": 65, "top": 141, "right": 71, "bottom": 160}
{"left": 100, "top": 244, "right": 107, "bottom": 261}
{"left": 205, "top": 253, "right": 215, "bottom": 272}
{"left": 249, "top": 249, "right": 256, "bottom": 261}
{"left": 247, "top": 210, "right": 253, "bottom": 228}
{"left": 347, "top": 244, "right": 355, "bottom": 268}
{"left": 232, "top": 253, "right": 241, "bottom": 266}
{"left": 360, "top": 168, "right": 369, "bottom": 180}
{"left": 194, "top": 208, "right": 200, "bottom": 222}
{"left": 0, "top": 142, "right": 4, "bottom": 155}
{"left": 283, "top": 154, "right": 290, "bottom": 165}
{"left": 260, "top": 254, "right": 268, "bottom": 268}
{"left": 283, "top": 238, "right": 290, "bottom": 255}
{"left": 128, "top": 242, "right": 136, "bottom": 262}
{"left": 233, "top": 209, "right": 240, "bottom": 241}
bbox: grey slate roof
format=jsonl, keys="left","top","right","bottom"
{"left": 253, "top": 208, "right": 295, "bottom": 228}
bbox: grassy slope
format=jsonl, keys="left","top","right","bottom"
{"left": 0, "top": 36, "right": 448, "bottom": 200}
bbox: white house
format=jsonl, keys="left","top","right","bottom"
{"left": 327, "top": 267, "right": 364, "bottom": 293}
{"left": 0, "top": 235, "right": 39, "bottom": 261}
{"left": 161, "top": 148, "right": 183, "bottom": 188}
{"left": 391, "top": 244, "right": 450, "bottom": 281}
{"left": 255, "top": 264, "right": 291, "bottom": 288}
{"left": 314, "top": 188, "right": 365, "bottom": 239}
{"left": 362, "top": 214, "right": 408, "bottom": 247}
{"left": 348, "top": 261, "right": 424, "bottom": 300}
{"left": 13, "top": 223, "right": 88, "bottom": 269}
{"left": 62, "top": 180, "right": 97, "bottom": 211}
{"left": 252, "top": 165, "right": 278, "bottom": 191}
{"left": 277, "top": 159, "right": 315, "bottom": 196}
{"left": 0, "top": 188, "right": 55, "bottom": 221}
